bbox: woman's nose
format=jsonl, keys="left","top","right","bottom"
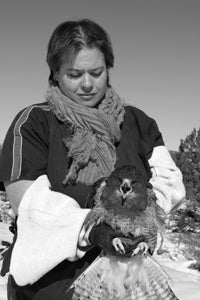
{"left": 81, "top": 74, "right": 93, "bottom": 93}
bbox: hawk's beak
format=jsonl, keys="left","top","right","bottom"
{"left": 120, "top": 179, "right": 132, "bottom": 203}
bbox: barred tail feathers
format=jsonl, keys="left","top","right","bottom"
{"left": 68, "top": 252, "right": 178, "bottom": 300}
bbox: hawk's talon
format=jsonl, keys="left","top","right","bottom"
{"left": 132, "top": 242, "right": 149, "bottom": 256}
{"left": 112, "top": 237, "right": 125, "bottom": 254}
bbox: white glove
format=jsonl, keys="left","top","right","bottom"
{"left": 10, "top": 175, "right": 90, "bottom": 286}
{"left": 149, "top": 146, "right": 186, "bottom": 214}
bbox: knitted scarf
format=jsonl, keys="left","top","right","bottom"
{"left": 46, "top": 85, "right": 125, "bottom": 185}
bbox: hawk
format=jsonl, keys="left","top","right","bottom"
{"left": 67, "top": 165, "right": 178, "bottom": 300}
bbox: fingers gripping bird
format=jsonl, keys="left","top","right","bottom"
{"left": 67, "top": 165, "right": 178, "bottom": 300}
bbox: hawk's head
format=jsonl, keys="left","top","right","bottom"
{"left": 101, "top": 165, "right": 150, "bottom": 211}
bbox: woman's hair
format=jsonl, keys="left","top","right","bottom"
{"left": 47, "top": 19, "right": 114, "bottom": 85}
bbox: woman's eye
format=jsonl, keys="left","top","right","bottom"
{"left": 68, "top": 73, "right": 81, "bottom": 79}
{"left": 67, "top": 70, "right": 102, "bottom": 79}
{"left": 91, "top": 72, "right": 102, "bottom": 77}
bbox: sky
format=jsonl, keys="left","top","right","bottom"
{"left": 0, "top": 0, "right": 200, "bottom": 150}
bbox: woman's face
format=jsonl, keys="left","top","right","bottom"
{"left": 56, "top": 47, "right": 108, "bottom": 107}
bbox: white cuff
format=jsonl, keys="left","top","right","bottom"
{"left": 10, "top": 175, "right": 90, "bottom": 286}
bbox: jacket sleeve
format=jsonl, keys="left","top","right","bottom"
{"left": 0, "top": 105, "right": 49, "bottom": 182}
{"left": 148, "top": 146, "right": 186, "bottom": 214}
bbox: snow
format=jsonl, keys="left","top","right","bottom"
{"left": 158, "top": 260, "right": 200, "bottom": 300}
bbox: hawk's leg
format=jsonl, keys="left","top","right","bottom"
{"left": 112, "top": 237, "right": 125, "bottom": 254}
{"left": 132, "top": 242, "right": 149, "bottom": 256}
{"left": 112, "top": 237, "right": 148, "bottom": 256}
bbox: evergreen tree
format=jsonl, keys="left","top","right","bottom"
{"left": 176, "top": 128, "right": 200, "bottom": 210}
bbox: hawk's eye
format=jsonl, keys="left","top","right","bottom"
{"left": 131, "top": 180, "right": 137, "bottom": 186}
{"left": 118, "top": 178, "right": 123, "bottom": 184}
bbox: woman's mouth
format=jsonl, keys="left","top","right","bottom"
{"left": 78, "top": 94, "right": 96, "bottom": 101}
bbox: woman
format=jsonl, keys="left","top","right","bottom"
{"left": 0, "top": 19, "right": 185, "bottom": 299}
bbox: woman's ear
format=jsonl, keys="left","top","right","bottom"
{"left": 53, "top": 72, "right": 58, "bottom": 82}
{"left": 48, "top": 71, "right": 58, "bottom": 86}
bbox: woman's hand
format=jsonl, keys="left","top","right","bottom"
{"left": 89, "top": 222, "right": 146, "bottom": 257}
